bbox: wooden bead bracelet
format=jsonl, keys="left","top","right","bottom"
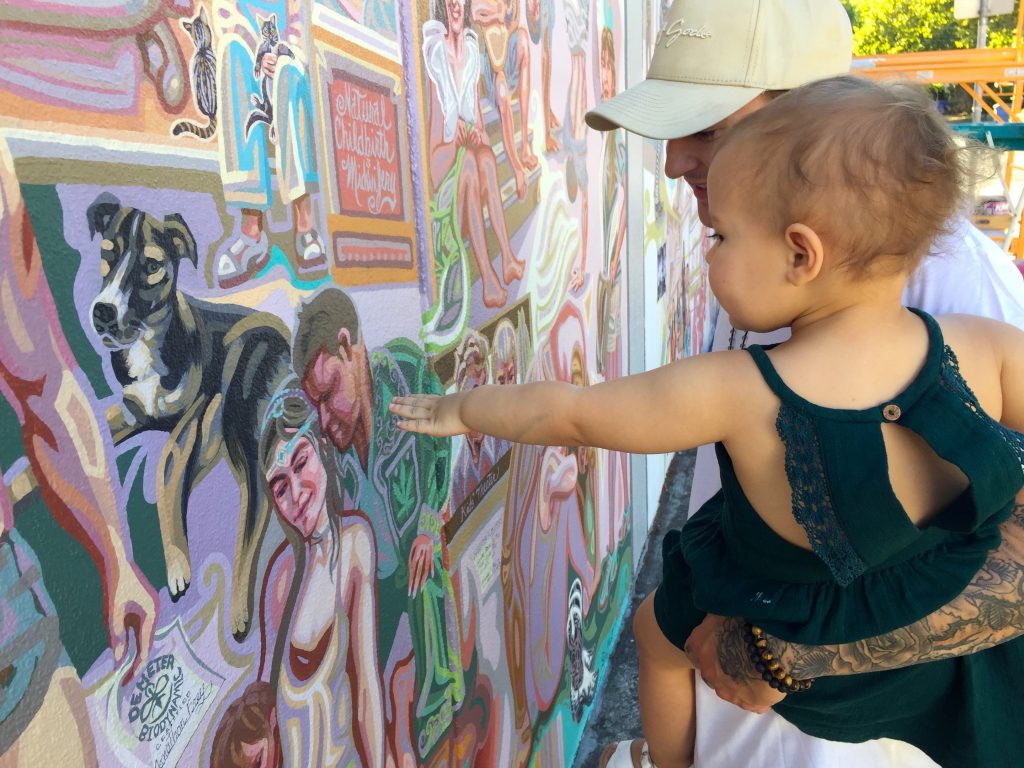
{"left": 745, "top": 622, "right": 815, "bottom": 694}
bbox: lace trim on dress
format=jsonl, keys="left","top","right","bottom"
{"left": 939, "top": 345, "right": 1024, "bottom": 473}
{"left": 777, "top": 404, "right": 868, "bottom": 586}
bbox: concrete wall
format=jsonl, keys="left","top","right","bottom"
{"left": 0, "top": 0, "right": 712, "bottom": 765}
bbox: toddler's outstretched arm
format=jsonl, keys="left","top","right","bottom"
{"left": 390, "top": 350, "right": 752, "bottom": 454}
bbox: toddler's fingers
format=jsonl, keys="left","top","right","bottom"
{"left": 389, "top": 401, "right": 425, "bottom": 420}
{"left": 390, "top": 395, "right": 437, "bottom": 414}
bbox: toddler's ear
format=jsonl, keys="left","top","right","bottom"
{"left": 784, "top": 224, "right": 824, "bottom": 286}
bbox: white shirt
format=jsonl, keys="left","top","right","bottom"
{"left": 687, "top": 215, "right": 1024, "bottom": 767}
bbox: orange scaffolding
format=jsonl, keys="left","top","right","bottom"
{"left": 852, "top": 4, "right": 1024, "bottom": 258}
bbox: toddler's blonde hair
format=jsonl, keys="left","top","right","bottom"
{"left": 721, "top": 75, "right": 980, "bottom": 275}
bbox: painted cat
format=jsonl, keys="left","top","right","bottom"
{"left": 172, "top": 6, "right": 218, "bottom": 140}
{"left": 245, "top": 13, "right": 294, "bottom": 140}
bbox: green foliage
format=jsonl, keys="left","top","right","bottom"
{"left": 846, "top": 0, "right": 1020, "bottom": 55}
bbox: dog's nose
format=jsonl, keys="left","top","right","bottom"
{"left": 92, "top": 302, "right": 118, "bottom": 333}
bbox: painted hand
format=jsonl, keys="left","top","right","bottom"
{"left": 569, "top": 265, "right": 584, "bottom": 292}
{"left": 0, "top": 484, "right": 12, "bottom": 539}
{"left": 260, "top": 53, "right": 278, "bottom": 78}
{"left": 469, "top": 126, "right": 488, "bottom": 149}
{"left": 685, "top": 614, "right": 785, "bottom": 714}
{"left": 390, "top": 393, "right": 468, "bottom": 437}
{"left": 407, "top": 535, "right": 436, "bottom": 597}
{"left": 108, "top": 563, "right": 158, "bottom": 686}
{"left": 455, "top": 118, "right": 471, "bottom": 148}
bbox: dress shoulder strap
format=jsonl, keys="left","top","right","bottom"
{"left": 743, "top": 308, "right": 944, "bottom": 423}
{"left": 744, "top": 343, "right": 788, "bottom": 400}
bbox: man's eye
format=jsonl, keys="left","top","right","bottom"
{"left": 145, "top": 260, "right": 162, "bottom": 275}
{"left": 709, "top": 232, "right": 724, "bottom": 243}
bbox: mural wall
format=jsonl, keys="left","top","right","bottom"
{"left": 0, "top": 0, "right": 666, "bottom": 765}
{"left": 641, "top": 0, "right": 717, "bottom": 366}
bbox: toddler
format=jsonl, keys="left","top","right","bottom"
{"left": 391, "top": 76, "right": 1024, "bottom": 768}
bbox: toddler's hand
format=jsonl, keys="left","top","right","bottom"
{"left": 390, "top": 394, "right": 468, "bottom": 436}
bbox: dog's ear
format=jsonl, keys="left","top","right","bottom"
{"left": 87, "top": 198, "right": 122, "bottom": 238}
{"left": 162, "top": 213, "right": 198, "bottom": 267}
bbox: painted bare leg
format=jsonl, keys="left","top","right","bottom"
{"left": 459, "top": 156, "right": 507, "bottom": 307}
{"left": 516, "top": 29, "right": 538, "bottom": 172}
{"left": 543, "top": 33, "right": 560, "bottom": 152}
{"left": 0, "top": 668, "right": 98, "bottom": 768}
{"left": 478, "top": 150, "right": 524, "bottom": 284}
{"left": 496, "top": 75, "right": 528, "bottom": 200}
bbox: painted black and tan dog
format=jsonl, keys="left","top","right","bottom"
{"left": 87, "top": 198, "right": 290, "bottom": 639}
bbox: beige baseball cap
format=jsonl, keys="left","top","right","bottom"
{"left": 586, "top": 0, "right": 853, "bottom": 140}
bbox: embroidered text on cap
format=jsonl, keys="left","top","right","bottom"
{"left": 660, "top": 17, "right": 712, "bottom": 47}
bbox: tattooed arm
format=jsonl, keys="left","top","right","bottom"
{"left": 777, "top": 497, "right": 1024, "bottom": 679}
{"left": 688, "top": 497, "right": 1024, "bottom": 709}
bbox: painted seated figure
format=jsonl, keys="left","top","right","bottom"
{"left": 213, "top": 1, "right": 326, "bottom": 287}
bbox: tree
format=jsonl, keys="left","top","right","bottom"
{"left": 845, "top": 0, "right": 1021, "bottom": 55}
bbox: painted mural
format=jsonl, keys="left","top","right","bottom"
{"left": 642, "top": 0, "right": 717, "bottom": 366}
{"left": 0, "top": 0, "right": 638, "bottom": 765}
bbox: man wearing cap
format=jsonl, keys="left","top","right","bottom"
{"left": 586, "top": 1, "right": 1024, "bottom": 766}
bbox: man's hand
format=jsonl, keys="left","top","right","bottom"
{"left": 108, "top": 564, "right": 158, "bottom": 686}
{"left": 390, "top": 393, "right": 469, "bottom": 437}
{"left": 685, "top": 614, "right": 785, "bottom": 714}
{"left": 408, "top": 535, "right": 436, "bottom": 597}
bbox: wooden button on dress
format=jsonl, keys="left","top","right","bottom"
{"left": 882, "top": 404, "right": 901, "bottom": 421}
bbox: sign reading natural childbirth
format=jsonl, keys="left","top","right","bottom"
{"left": 330, "top": 73, "right": 404, "bottom": 219}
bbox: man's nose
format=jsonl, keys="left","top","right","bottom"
{"left": 664, "top": 137, "right": 703, "bottom": 179}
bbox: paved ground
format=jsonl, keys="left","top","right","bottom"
{"left": 573, "top": 451, "right": 696, "bottom": 768}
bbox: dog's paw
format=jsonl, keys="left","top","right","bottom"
{"left": 230, "top": 603, "right": 251, "bottom": 641}
{"left": 165, "top": 549, "right": 192, "bottom": 601}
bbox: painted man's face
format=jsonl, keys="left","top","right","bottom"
{"left": 462, "top": 355, "right": 488, "bottom": 462}
{"left": 447, "top": 0, "right": 464, "bottom": 33}
{"left": 570, "top": 347, "right": 585, "bottom": 388}
{"left": 302, "top": 345, "right": 361, "bottom": 454}
{"left": 600, "top": 48, "right": 615, "bottom": 102}
{"left": 494, "top": 356, "right": 517, "bottom": 387}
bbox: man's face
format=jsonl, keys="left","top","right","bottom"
{"left": 302, "top": 347, "right": 361, "bottom": 454}
{"left": 664, "top": 94, "right": 772, "bottom": 226}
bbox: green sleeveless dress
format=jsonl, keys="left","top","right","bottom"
{"left": 654, "top": 309, "right": 1024, "bottom": 768}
